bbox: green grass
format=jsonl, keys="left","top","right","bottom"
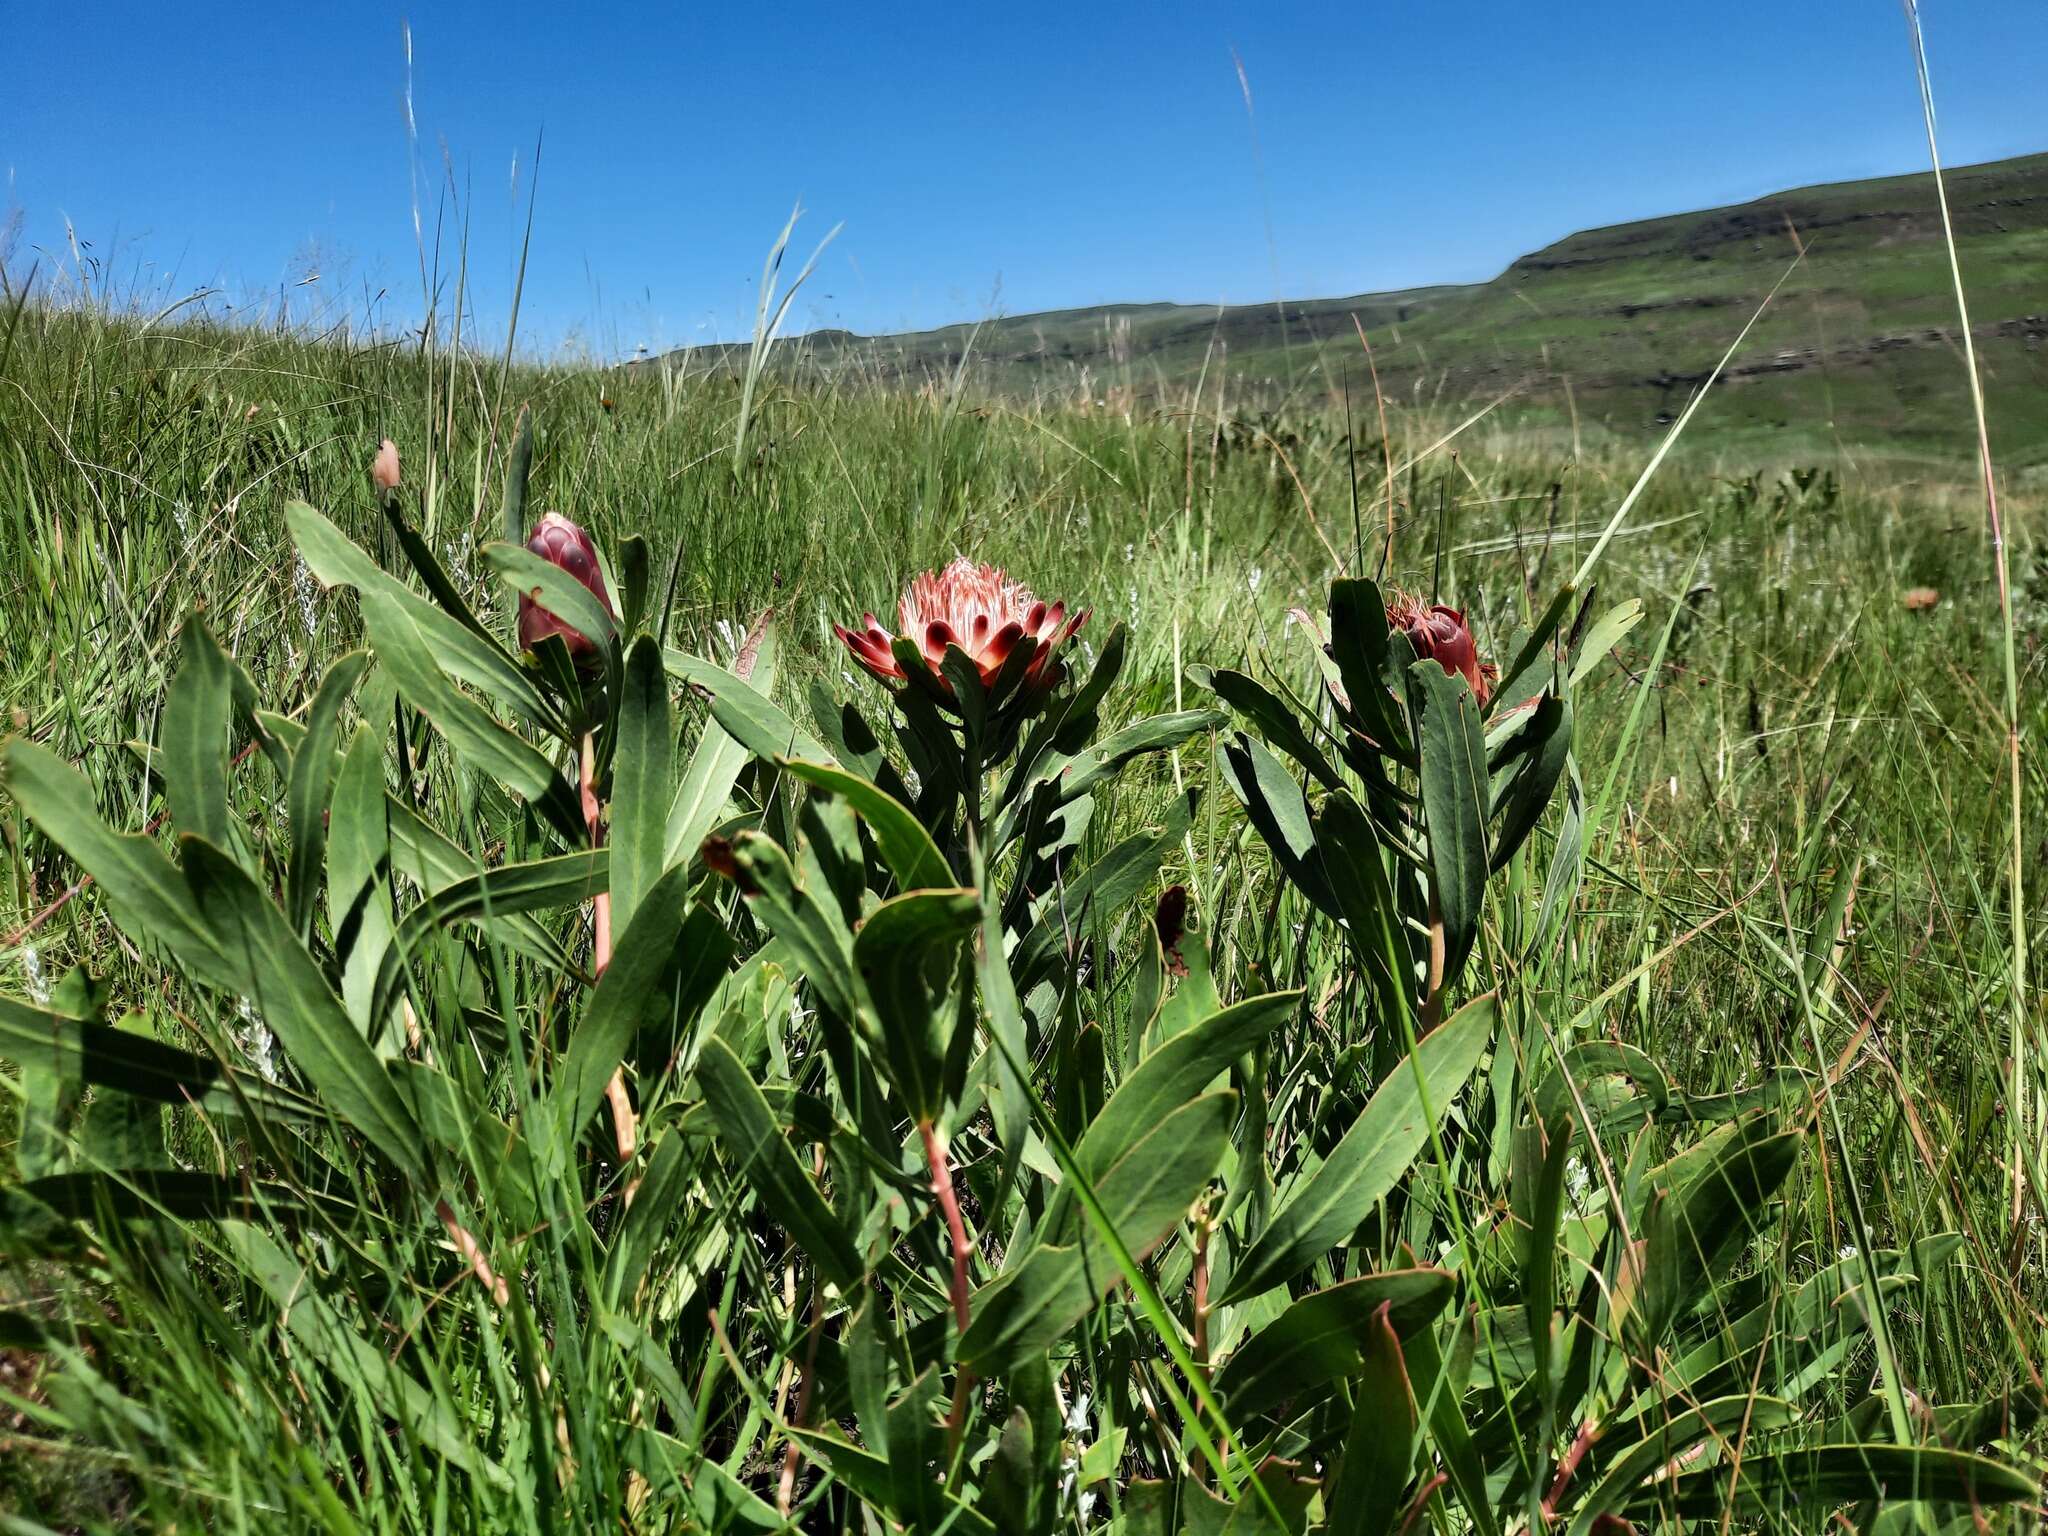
{"left": 0, "top": 281, "right": 2042, "bottom": 1532}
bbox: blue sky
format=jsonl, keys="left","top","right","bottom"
{"left": 6, "top": 2, "right": 2042, "bottom": 355}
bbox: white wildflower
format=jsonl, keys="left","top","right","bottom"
{"left": 21, "top": 943, "right": 49, "bottom": 1005}
{"left": 237, "top": 997, "right": 279, "bottom": 1083}
{"left": 294, "top": 555, "right": 319, "bottom": 638}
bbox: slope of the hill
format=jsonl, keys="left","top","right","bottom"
{"left": 669, "top": 153, "right": 2048, "bottom": 465}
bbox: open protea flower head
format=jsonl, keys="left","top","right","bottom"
{"left": 835, "top": 558, "right": 1086, "bottom": 707}
{"left": 1387, "top": 591, "right": 1495, "bottom": 705}
{"left": 517, "top": 513, "right": 615, "bottom": 664}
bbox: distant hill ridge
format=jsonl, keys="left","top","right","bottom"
{"left": 664, "top": 153, "right": 2048, "bottom": 464}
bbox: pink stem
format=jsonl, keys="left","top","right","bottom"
{"left": 921, "top": 1121, "right": 975, "bottom": 1446}
{"left": 581, "top": 732, "right": 634, "bottom": 1165}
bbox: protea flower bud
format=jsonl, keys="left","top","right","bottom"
{"left": 834, "top": 557, "right": 1086, "bottom": 709}
{"left": 517, "top": 513, "right": 615, "bottom": 664}
{"left": 1387, "top": 592, "right": 1495, "bottom": 705}
{"left": 371, "top": 439, "right": 401, "bottom": 492}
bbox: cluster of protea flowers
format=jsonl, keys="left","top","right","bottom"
{"left": 835, "top": 557, "right": 1086, "bottom": 717}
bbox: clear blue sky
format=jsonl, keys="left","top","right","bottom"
{"left": 6, "top": 2, "right": 2042, "bottom": 355}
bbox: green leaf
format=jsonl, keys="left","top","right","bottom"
{"left": 286, "top": 652, "right": 370, "bottom": 940}
{"left": 180, "top": 838, "right": 423, "bottom": 1178}
{"left": 1224, "top": 993, "right": 1494, "bottom": 1302}
{"left": 852, "top": 887, "right": 980, "bottom": 1123}
{"left": 695, "top": 1035, "right": 863, "bottom": 1293}
{"left": 4, "top": 740, "right": 232, "bottom": 994}
{"left": 664, "top": 648, "right": 834, "bottom": 767}
{"left": 328, "top": 727, "right": 397, "bottom": 1032}
{"left": 1488, "top": 582, "right": 1576, "bottom": 711}
{"left": 1415, "top": 659, "right": 1490, "bottom": 980}
{"left": 1326, "top": 1302, "right": 1420, "bottom": 1536}
{"left": 1037, "top": 989, "right": 1298, "bottom": 1252}
{"left": 1328, "top": 577, "right": 1410, "bottom": 757}
{"left": 501, "top": 405, "right": 534, "bottom": 549}
{"left": 975, "top": 860, "right": 1032, "bottom": 1187}
{"left": 1214, "top": 1268, "right": 1454, "bottom": 1420}
{"left": 1316, "top": 790, "right": 1415, "bottom": 1034}
{"left": 287, "top": 500, "right": 560, "bottom": 734}
{"left": 1489, "top": 691, "right": 1571, "bottom": 872}
{"left": 959, "top": 1089, "right": 1236, "bottom": 1375}
{"left": 725, "top": 831, "right": 859, "bottom": 1028}
{"left": 16, "top": 1169, "right": 304, "bottom": 1224}
{"left": 546, "top": 862, "right": 696, "bottom": 1159}
{"left": 1566, "top": 1395, "right": 1796, "bottom": 1534}
{"left": 162, "top": 619, "right": 234, "bottom": 847}
{"left": 779, "top": 758, "right": 951, "bottom": 889}
{"left": 610, "top": 636, "right": 672, "bottom": 935}
{"left": 1180, "top": 1460, "right": 1318, "bottom": 1535}
{"left": 1220, "top": 734, "right": 1331, "bottom": 912}
{"left": 484, "top": 539, "right": 619, "bottom": 652}
{"left": 663, "top": 621, "right": 777, "bottom": 866}
{"left": 371, "top": 849, "right": 607, "bottom": 1027}
{"left": 358, "top": 588, "right": 583, "bottom": 843}
{"left": 1630, "top": 1116, "right": 1803, "bottom": 1349}
{"left": 1197, "top": 666, "right": 1342, "bottom": 790}
{"left": 1567, "top": 598, "right": 1644, "bottom": 689}
{"left": 787, "top": 1425, "right": 997, "bottom": 1536}
{"left": 1651, "top": 1444, "right": 2034, "bottom": 1518}
{"left": 1013, "top": 793, "right": 1195, "bottom": 994}
{"left": 1079, "top": 989, "right": 1297, "bottom": 1183}
{"left": 1053, "top": 708, "right": 1227, "bottom": 805}
{"left": 0, "top": 994, "right": 312, "bottom": 1122}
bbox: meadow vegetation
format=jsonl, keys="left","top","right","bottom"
{"left": 0, "top": 266, "right": 2041, "bottom": 1534}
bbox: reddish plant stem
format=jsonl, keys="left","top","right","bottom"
{"left": 581, "top": 731, "right": 634, "bottom": 1166}
{"left": 920, "top": 1122, "right": 972, "bottom": 1333}
{"left": 920, "top": 1121, "right": 975, "bottom": 1445}
{"left": 1396, "top": 1473, "right": 1450, "bottom": 1536}
{"left": 1541, "top": 1418, "right": 1600, "bottom": 1522}
{"left": 1191, "top": 1210, "right": 1213, "bottom": 1368}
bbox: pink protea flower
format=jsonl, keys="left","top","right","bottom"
{"left": 835, "top": 558, "right": 1086, "bottom": 704}
{"left": 1386, "top": 592, "right": 1495, "bottom": 705}
{"left": 371, "top": 439, "right": 402, "bottom": 492}
{"left": 517, "top": 513, "right": 615, "bottom": 664}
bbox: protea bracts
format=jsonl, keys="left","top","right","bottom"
{"left": 835, "top": 558, "right": 1086, "bottom": 713}
{"left": 1386, "top": 592, "right": 1495, "bottom": 705}
{"left": 517, "top": 513, "right": 615, "bottom": 665}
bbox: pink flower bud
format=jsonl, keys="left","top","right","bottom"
{"left": 371, "top": 439, "right": 402, "bottom": 492}
{"left": 517, "top": 513, "right": 615, "bottom": 664}
{"left": 1386, "top": 592, "right": 1495, "bottom": 705}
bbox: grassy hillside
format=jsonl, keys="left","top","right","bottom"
{"left": 676, "top": 153, "right": 2048, "bottom": 468}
